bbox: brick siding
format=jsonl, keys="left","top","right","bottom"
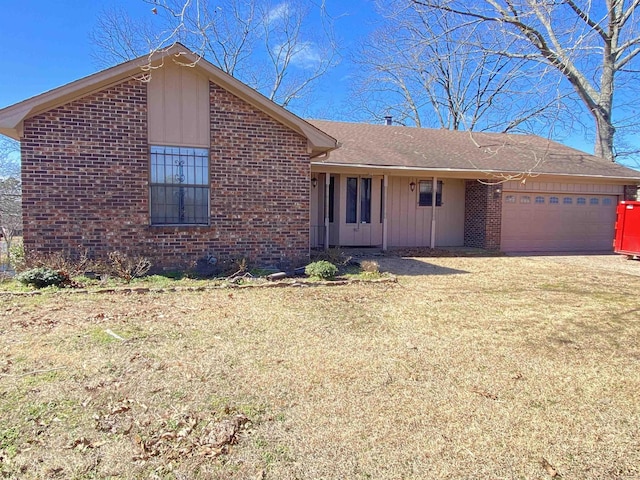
{"left": 624, "top": 184, "right": 639, "bottom": 201}
{"left": 21, "top": 78, "right": 311, "bottom": 271}
{"left": 464, "top": 181, "right": 502, "bottom": 250}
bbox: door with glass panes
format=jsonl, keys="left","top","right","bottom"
{"left": 338, "top": 175, "right": 384, "bottom": 246}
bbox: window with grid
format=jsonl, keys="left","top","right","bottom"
{"left": 150, "top": 146, "right": 209, "bottom": 225}
{"left": 418, "top": 180, "right": 443, "bottom": 206}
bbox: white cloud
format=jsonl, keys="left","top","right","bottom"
{"left": 289, "top": 42, "right": 323, "bottom": 69}
{"left": 267, "top": 3, "right": 290, "bottom": 24}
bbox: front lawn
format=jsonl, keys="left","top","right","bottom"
{"left": 1, "top": 255, "right": 638, "bottom": 479}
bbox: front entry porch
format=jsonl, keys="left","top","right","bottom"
{"left": 310, "top": 171, "right": 466, "bottom": 250}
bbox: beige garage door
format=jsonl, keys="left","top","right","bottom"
{"left": 501, "top": 193, "right": 618, "bottom": 252}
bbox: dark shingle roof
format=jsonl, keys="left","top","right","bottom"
{"left": 308, "top": 120, "right": 640, "bottom": 180}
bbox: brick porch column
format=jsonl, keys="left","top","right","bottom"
{"left": 464, "top": 180, "right": 502, "bottom": 250}
{"left": 624, "top": 185, "right": 639, "bottom": 201}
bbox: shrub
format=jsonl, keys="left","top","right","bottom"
{"left": 311, "top": 248, "right": 352, "bottom": 266}
{"left": 8, "top": 242, "right": 25, "bottom": 271}
{"left": 18, "top": 249, "right": 95, "bottom": 276}
{"left": 305, "top": 260, "right": 338, "bottom": 280}
{"left": 108, "top": 251, "right": 152, "bottom": 283}
{"left": 359, "top": 260, "right": 380, "bottom": 274}
{"left": 16, "top": 267, "right": 70, "bottom": 289}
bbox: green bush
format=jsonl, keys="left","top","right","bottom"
{"left": 16, "top": 267, "right": 70, "bottom": 289}
{"left": 305, "top": 260, "right": 338, "bottom": 280}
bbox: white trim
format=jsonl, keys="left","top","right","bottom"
{"left": 324, "top": 174, "right": 330, "bottom": 251}
{"left": 0, "top": 43, "right": 338, "bottom": 155}
{"left": 431, "top": 175, "right": 437, "bottom": 249}
{"left": 382, "top": 175, "right": 388, "bottom": 251}
{"left": 311, "top": 162, "right": 640, "bottom": 182}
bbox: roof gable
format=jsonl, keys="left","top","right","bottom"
{"left": 0, "top": 43, "right": 337, "bottom": 157}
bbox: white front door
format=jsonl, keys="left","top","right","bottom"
{"left": 339, "top": 175, "right": 384, "bottom": 247}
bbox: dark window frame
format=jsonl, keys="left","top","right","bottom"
{"left": 418, "top": 180, "right": 443, "bottom": 207}
{"left": 327, "top": 175, "right": 336, "bottom": 223}
{"left": 346, "top": 176, "right": 374, "bottom": 224}
{"left": 360, "top": 177, "right": 372, "bottom": 224}
{"left": 346, "top": 177, "right": 358, "bottom": 224}
{"left": 150, "top": 145, "right": 210, "bottom": 226}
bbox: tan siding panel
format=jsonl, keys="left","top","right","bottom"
{"left": 386, "top": 176, "right": 464, "bottom": 247}
{"left": 181, "top": 70, "right": 198, "bottom": 145}
{"left": 435, "top": 179, "right": 465, "bottom": 246}
{"left": 163, "top": 65, "right": 181, "bottom": 145}
{"left": 148, "top": 62, "right": 210, "bottom": 147}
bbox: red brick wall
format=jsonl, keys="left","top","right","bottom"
{"left": 21, "top": 78, "right": 311, "bottom": 270}
{"left": 205, "top": 82, "right": 310, "bottom": 268}
{"left": 21, "top": 79, "right": 150, "bottom": 260}
{"left": 464, "top": 181, "right": 502, "bottom": 250}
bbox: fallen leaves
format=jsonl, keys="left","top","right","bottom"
{"left": 132, "top": 412, "right": 250, "bottom": 461}
{"left": 541, "top": 457, "right": 561, "bottom": 478}
{"left": 67, "top": 437, "right": 106, "bottom": 451}
{"left": 202, "top": 413, "right": 250, "bottom": 449}
{"left": 470, "top": 387, "right": 498, "bottom": 401}
{"left": 91, "top": 397, "right": 252, "bottom": 463}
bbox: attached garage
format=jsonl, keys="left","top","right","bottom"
{"left": 309, "top": 121, "right": 639, "bottom": 254}
{"left": 501, "top": 182, "right": 622, "bottom": 252}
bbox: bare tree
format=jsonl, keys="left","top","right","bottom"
{"left": 91, "top": 0, "right": 339, "bottom": 111}
{"left": 0, "top": 137, "right": 19, "bottom": 178}
{"left": 410, "top": 0, "right": 640, "bottom": 163}
{"left": 0, "top": 137, "right": 21, "bottom": 262}
{"left": 353, "top": 3, "right": 569, "bottom": 133}
{"left": 90, "top": 8, "right": 160, "bottom": 66}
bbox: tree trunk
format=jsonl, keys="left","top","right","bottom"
{"left": 593, "top": 111, "right": 616, "bottom": 162}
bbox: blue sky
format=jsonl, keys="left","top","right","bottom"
{"left": 0, "top": 0, "right": 634, "bottom": 164}
{"left": 0, "top": 0, "right": 377, "bottom": 110}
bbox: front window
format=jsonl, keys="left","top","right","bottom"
{"left": 346, "top": 177, "right": 358, "bottom": 223}
{"left": 346, "top": 176, "right": 373, "bottom": 224}
{"left": 150, "top": 146, "right": 209, "bottom": 225}
{"left": 360, "top": 178, "right": 372, "bottom": 223}
{"left": 418, "top": 180, "right": 443, "bottom": 206}
{"left": 328, "top": 176, "right": 335, "bottom": 223}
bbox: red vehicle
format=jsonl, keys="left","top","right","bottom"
{"left": 614, "top": 201, "right": 640, "bottom": 259}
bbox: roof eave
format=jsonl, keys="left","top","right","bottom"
{"left": 310, "top": 161, "right": 640, "bottom": 182}
{"left": 185, "top": 49, "right": 337, "bottom": 152}
{"left": 0, "top": 54, "right": 159, "bottom": 139}
{"left": 0, "top": 43, "right": 337, "bottom": 153}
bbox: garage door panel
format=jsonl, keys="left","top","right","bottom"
{"left": 501, "top": 193, "right": 617, "bottom": 252}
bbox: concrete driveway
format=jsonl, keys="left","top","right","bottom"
{"left": 353, "top": 249, "right": 640, "bottom": 278}
{"left": 507, "top": 252, "right": 640, "bottom": 277}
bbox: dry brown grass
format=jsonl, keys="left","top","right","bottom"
{"left": 1, "top": 256, "right": 639, "bottom": 479}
